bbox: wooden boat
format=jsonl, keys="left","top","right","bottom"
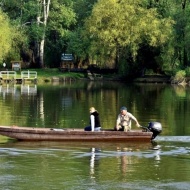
{"left": 0, "top": 125, "right": 154, "bottom": 142}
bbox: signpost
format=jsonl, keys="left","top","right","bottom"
{"left": 60, "top": 53, "right": 74, "bottom": 71}
{"left": 11, "top": 61, "right": 22, "bottom": 71}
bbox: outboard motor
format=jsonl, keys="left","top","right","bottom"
{"left": 147, "top": 122, "right": 162, "bottom": 140}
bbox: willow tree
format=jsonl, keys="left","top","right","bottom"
{"left": 0, "top": 10, "right": 13, "bottom": 63}
{"left": 171, "top": 0, "right": 190, "bottom": 68}
{"left": 84, "top": 0, "right": 174, "bottom": 69}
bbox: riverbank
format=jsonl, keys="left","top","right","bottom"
{"left": 133, "top": 75, "right": 171, "bottom": 83}
{"left": 33, "top": 68, "right": 170, "bottom": 83}
{"left": 30, "top": 68, "right": 121, "bottom": 83}
{"left": 40, "top": 69, "right": 172, "bottom": 84}
{"left": 6, "top": 68, "right": 190, "bottom": 84}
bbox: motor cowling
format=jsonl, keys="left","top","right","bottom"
{"left": 147, "top": 122, "right": 162, "bottom": 140}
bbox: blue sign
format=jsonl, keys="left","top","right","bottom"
{"left": 61, "top": 54, "right": 73, "bottom": 61}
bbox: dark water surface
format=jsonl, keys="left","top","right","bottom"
{"left": 0, "top": 81, "right": 190, "bottom": 189}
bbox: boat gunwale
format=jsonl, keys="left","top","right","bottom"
{"left": 0, "top": 126, "right": 152, "bottom": 135}
{"left": 0, "top": 126, "right": 153, "bottom": 142}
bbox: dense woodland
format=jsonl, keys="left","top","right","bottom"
{"left": 0, "top": 0, "right": 190, "bottom": 77}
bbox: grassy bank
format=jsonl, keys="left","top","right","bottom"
{"left": 18, "top": 68, "right": 86, "bottom": 83}
{"left": 1, "top": 68, "right": 172, "bottom": 83}
{"left": 19, "top": 68, "right": 121, "bottom": 83}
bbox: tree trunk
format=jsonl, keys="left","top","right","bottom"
{"left": 38, "top": 0, "right": 50, "bottom": 68}
{"left": 181, "top": 0, "right": 188, "bottom": 67}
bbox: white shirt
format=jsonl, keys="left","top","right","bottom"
{"left": 116, "top": 112, "right": 137, "bottom": 127}
{"left": 90, "top": 115, "right": 95, "bottom": 131}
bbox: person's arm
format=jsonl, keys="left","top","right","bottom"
{"left": 130, "top": 114, "right": 140, "bottom": 127}
{"left": 90, "top": 115, "right": 95, "bottom": 131}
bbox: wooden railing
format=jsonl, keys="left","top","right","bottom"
{"left": 0, "top": 71, "right": 17, "bottom": 79}
{"left": 21, "top": 71, "right": 37, "bottom": 79}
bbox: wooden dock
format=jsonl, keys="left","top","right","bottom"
{"left": 0, "top": 71, "right": 37, "bottom": 84}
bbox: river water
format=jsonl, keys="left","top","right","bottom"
{"left": 0, "top": 81, "right": 190, "bottom": 190}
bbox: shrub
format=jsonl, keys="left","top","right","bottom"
{"left": 185, "top": 67, "right": 190, "bottom": 76}
{"left": 174, "top": 70, "right": 186, "bottom": 80}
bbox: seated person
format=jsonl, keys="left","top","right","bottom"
{"left": 115, "top": 106, "right": 140, "bottom": 131}
{"left": 84, "top": 107, "right": 101, "bottom": 131}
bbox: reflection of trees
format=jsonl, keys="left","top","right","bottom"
{"left": 1, "top": 81, "right": 190, "bottom": 135}
{"left": 132, "top": 84, "right": 190, "bottom": 135}
{"left": 172, "top": 85, "right": 186, "bottom": 98}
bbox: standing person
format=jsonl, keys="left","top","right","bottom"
{"left": 115, "top": 106, "right": 140, "bottom": 131}
{"left": 84, "top": 107, "right": 101, "bottom": 131}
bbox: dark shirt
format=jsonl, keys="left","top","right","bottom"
{"left": 90, "top": 111, "right": 101, "bottom": 127}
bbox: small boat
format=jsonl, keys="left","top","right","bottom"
{"left": 0, "top": 122, "right": 162, "bottom": 142}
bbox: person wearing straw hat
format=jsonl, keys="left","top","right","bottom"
{"left": 115, "top": 106, "right": 140, "bottom": 131}
{"left": 84, "top": 107, "right": 101, "bottom": 131}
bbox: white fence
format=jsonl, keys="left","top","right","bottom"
{"left": 0, "top": 71, "right": 17, "bottom": 79}
{"left": 0, "top": 70, "right": 37, "bottom": 84}
{"left": 21, "top": 84, "right": 37, "bottom": 95}
{"left": 21, "top": 71, "right": 37, "bottom": 79}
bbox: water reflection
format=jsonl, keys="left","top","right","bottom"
{"left": 154, "top": 149, "right": 161, "bottom": 161}
{"left": 90, "top": 148, "right": 95, "bottom": 177}
{"left": 116, "top": 146, "right": 134, "bottom": 175}
{"left": 172, "top": 84, "right": 187, "bottom": 98}
{"left": 1, "top": 81, "right": 190, "bottom": 189}
{"left": 1, "top": 140, "right": 190, "bottom": 189}
{"left": 89, "top": 147, "right": 101, "bottom": 179}
{"left": 21, "top": 84, "right": 37, "bottom": 95}
{"left": 0, "top": 84, "right": 37, "bottom": 96}
{"left": 1, "top": 81, "right": 190, "bottom": 134}
{"left": 0, "top": 84, "right": 17, "bottom": 95}
{"left": 151, "top": 141, "right": 161, "bottom": 161}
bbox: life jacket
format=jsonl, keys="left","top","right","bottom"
{"left": 90, "top": 111, "right": 101, "bottom": 127}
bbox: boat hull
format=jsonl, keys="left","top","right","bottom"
{"left": 0, "top": 126, "right": 153, "bottom": 142}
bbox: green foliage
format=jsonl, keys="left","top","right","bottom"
{"left": 67, "top": 28, "right": 89, "bottom": 59}
{"left": 0, "top": 10, "right": 14, "bottom": 62}
{"left": 73, "top": 0, "right": 98, "bottom": 26}
{"left": 174, "top": 70, "right": 186, "bottom": 81}
{"left": 145, "top": 69, "right": 155, "bottom": 75}
{"left": 118, "top": 59, "right": 129, "bottom": 76}
{"left": 44, "top": 0, "right": 77, "bottom": 67}
{"left": 48, "top": 0, "right": 77, "bottom": 36}
{"left": 84, "top": 0, "right": 174, "bottom": 61}
{"left": 185, "top": 67, "right": 190, "bottom": 77}
{"left": 2, "top": 0, "right": 190, "bottom": 76}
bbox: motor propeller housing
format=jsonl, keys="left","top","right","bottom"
{"left": 147, "top": 122, "right": 162, "bottom": 140}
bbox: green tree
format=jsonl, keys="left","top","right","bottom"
{"left": 0, "top": 0, "right": 77, "bottom": 68}
{"left": 145, "top": 0, "right": 190, "bottom": 74}
{"left": 45, "top": 0, "right": 77, "bottom": 67}
{"left": 84, "top": 0, "right": 174, "bottom": 71}
{"left": 0, "top": 10, "right": 19, "bottom": 63}
{"left": 66, "top": 0, "right": 98, "bottom": 68}
{"left": 172, "top": 0, "right": 190, "bottom": 68}
{"left": 0, "top": 0, "right": 44, "bottom": 66}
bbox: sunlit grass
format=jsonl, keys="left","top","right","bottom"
{"left": 15, "top": 68, "right": 86, "bottom": 83}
